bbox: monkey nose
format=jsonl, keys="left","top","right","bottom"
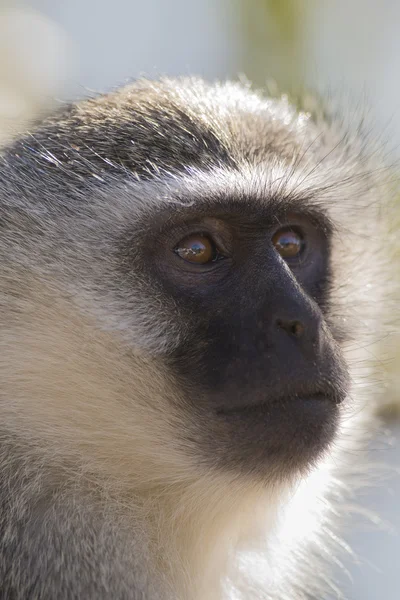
{"left": 276, "top": 319, "right": 305, "bottom": 338}
{"left": 274, "top": 309, "right": 323, "bottom": 354}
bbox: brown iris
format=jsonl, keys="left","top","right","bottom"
{"left": 272, "top": 228, "right": 304, "bottom": 259}
{"left": 174, "top": 234, "right": 216, "bottom": 264}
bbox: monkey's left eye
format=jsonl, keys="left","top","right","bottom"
{"left": 174, "top": 234, "right": 221, "bottom": 264}
{"left": 272, "top": 227, "right": 305, "bottom": 259}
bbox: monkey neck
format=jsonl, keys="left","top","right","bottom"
{"left": 111, "top": 477, "right": 286, "bottom": 600}
{"left": 53, "top": 466, "right": 284, "bottom": 600}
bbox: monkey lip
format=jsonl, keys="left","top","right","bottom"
{"left": 216, "top": 392, "right": 341, "bottom": 417}
{"left": 211, "top": 392, "right": 341, "bottom": 476}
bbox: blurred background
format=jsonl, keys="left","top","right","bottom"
{"left": 0, "top": 0, "right": 398, "bottom": 597}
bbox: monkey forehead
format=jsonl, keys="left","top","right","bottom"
{"left": 1, "top": 78, "right": 327, "bottom": 185}
{"left": 87, "top": 164, "right": 336, "bottom": 232}
{"left": 74, "top": 77, "right": 316, "bottom": 163}
{"left": 75, "top": 144, "right": 382, "bottom": 244}
{"left": 0, "top": 77, "right": 383, "bottom": 226}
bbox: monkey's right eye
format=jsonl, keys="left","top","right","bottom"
{"left": 174, "top": 234, "right": 220, "bottom": 264}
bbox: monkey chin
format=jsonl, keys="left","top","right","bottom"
{"left": 199, "top": 394, "right": 341, "bottom": 481}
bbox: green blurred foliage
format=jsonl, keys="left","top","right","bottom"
{"left": 240, "top": 0, "right": 314, "bottom": 92}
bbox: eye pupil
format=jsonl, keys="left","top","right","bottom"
{"left": 190, "top": 242, "right": 206, "bottom": 255}
{"left": 272, "top": 228, "right": 304, "bottom": 259}
{"left": 175, "top": 234, "right": 216, "bottom": 264}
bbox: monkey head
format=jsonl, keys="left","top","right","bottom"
{"left": 0, "top": 79, "right": 383, "bottom": 496}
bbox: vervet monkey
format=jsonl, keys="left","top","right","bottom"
{"left": 0, "top": 78, "right": 392, "bottom": 599}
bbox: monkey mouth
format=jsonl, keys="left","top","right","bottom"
{"left": 216, "top": 391, "right": 342, "bottom": 417}
{"left": 204, "top": 390, "right": 341, "bottom": 477}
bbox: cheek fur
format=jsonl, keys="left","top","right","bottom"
{"left": 0, "top": 278, "right": 295, "bottom": 599}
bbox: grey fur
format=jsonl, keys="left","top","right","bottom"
{"left": 0, "top": 78, "right": 393, "bottom": 599}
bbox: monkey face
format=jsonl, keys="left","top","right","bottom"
{"left": 125, "top": 180, "right": 349, "bottom": 480}
{"left": 2, "top": 79, "right": 371, "bottom": 489}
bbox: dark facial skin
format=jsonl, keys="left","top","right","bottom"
{"left": 149, "top": 198, "right": 349, "bottom": 479}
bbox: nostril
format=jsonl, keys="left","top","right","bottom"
{"left": 290, "top": 321, "right": 305, "bottom": 337}
{"left": 276, "top": 319, "right": 305, "bottom": 338}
